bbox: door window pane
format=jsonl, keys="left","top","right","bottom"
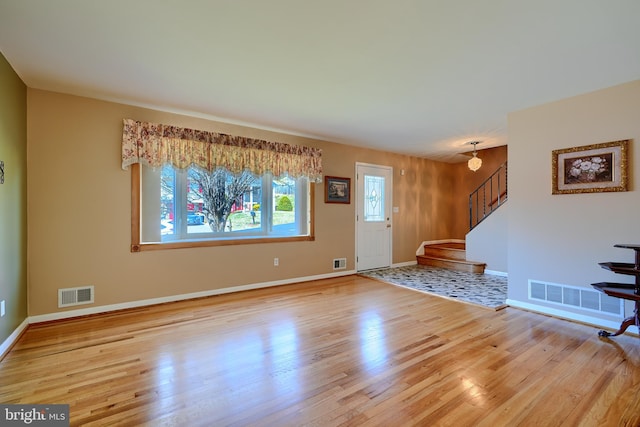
{"left": 364, "top": 174, "right": 385, "bottom": 222}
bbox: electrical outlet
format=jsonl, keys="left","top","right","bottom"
{"left": 274, "top": 257, "right": 279, "bottom": 266}
{"left": 1, "top": 300, "right": 5, "bottom": 317}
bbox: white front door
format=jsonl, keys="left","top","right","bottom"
{"left": 356, "top": 163, "right": 392, "bottom": 271}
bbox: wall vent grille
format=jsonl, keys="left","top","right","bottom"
{"left": 58, "top": 286, "right": 94, "bottom": 308}
{"left": 529, "top": 280, "right": 622, "bottom": 316}
{"left": 333, "top": 258, "right": 347, "bottom": 270}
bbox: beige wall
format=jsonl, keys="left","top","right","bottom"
{"left": 26, "top": 89, "right": 459, "bottom": 316}
{"left": 0, "top": 53, "right": 28, "bottom": 343}
{"left": 507, "top": 79, "right": 640, "bottom": 325}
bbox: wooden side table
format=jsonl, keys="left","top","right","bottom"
{"left": 591, "top": 244, "right": 640, "bottom": 338}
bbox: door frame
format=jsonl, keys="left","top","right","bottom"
{"left": 355, "top": 162, "right": 393, "bottom": 271}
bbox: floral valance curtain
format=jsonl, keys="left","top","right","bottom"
{"left": 121, "top": 119, "right": 323, "bottom": 182}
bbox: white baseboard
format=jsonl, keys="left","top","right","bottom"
{"left": 29, "top": 270, "right": 356, "bottom": 324}
{"left": 506, "top": 299, "right": 638, "bottom": 336}
{"left": 392, "top": 260, "right": 417, "bottom": 268}
{"left": 485, "top": 270, "right": 508, "bottom": 277}
{"left": 0, "top": 318, "right": 29, "bottom": 359}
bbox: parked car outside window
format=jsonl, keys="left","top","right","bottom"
{"left": 187, "top": 212, "right": 204, "bottom": 225}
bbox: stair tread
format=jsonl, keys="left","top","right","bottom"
{"left": 418, "top": 241, "right": 485, "bottom": 274}
{"left": 417, "top": 255, "right": 486, "bottom": 266}
{"left": 425, "top": 243, "right": 465, "bottom": 250}
{"left": 417, "top": 256, "right": 486, "bottom": 274}
{"left": 423, "top": 247, "right": 466, "bottom": 261}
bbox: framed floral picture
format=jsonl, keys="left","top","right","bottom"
{"left": 552, "top": 139, "right": 629, "bottom": 195}
{"left": 325, "top": 176, "right": 351, "bottom": 203}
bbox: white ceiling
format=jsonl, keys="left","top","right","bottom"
{"left": 1, "top": 1, "right": 639, "bottom": 162}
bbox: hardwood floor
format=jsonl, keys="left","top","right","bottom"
{"left": 1, "top": 275, "right": 639, "bottom": 426}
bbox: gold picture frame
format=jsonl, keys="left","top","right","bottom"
{"left": 552, "top": 139, "right": 629, "bottom": 195}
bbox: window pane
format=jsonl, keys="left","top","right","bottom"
{"left": 227, "top": 180, "right": 262, "bottom": 232}
{"left": 225, "top": 173, "right": 262, "bottom": 233}
{"left": 363, "top": 174, "right": 385, "bottom": 222}
{"left": 160, "top": 165, "right": 175, "bottom": 236}
{"left": 273, "top": 176, "right": 296, "bottom": 235}
{"left": 185, "top": 167, "right": 208, "bottom": 234}
{"left": 187, "top": 167, "right": 260, "bottom": 234}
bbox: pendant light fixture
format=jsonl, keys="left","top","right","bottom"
{"left": 467, "top": 141, "right": 482, "bottom": 172}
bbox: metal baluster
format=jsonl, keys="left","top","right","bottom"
{"left": 496, "top": 166, "right": 502, "bottom": 208}
{"left": 469, "top": 162, "right": 508, "bottom": 231}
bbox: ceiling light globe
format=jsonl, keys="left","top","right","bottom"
{"left": 468, "top": 155, "right": 482, "bottom": 172}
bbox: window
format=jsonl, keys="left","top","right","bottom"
{"left": 134, "top": 164, "right": 313, "bottom": 250}
{"left": 122, "top": 119, "right": 321, "bottom": 251}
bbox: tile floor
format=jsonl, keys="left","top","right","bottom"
{"left": 359, "top": 264, "right": 508, "bottom": 310}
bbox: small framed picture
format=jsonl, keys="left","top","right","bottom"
{"left": 325, "top": 176, "right": 351, "bottom": 204}
{"left": 552, "top": 139, "right": 629, "bottom": 195}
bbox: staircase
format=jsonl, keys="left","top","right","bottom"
{"left": 415, "top": 163, "right": 505, "bottom": 274}
{"left": 417, "top": 242, "right": 486, "bottom": 273}
{"left": 470, "top": 162, "right": 507, "bottom": 230}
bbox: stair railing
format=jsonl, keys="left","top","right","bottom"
{"left": 469, "top": 162, "right": 507, "bottom": 230}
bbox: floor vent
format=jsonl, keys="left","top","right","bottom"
{"left": 58, "top": 286, "right": 94, "bottom": 308}
{"left": 529, "top": 280, "right": 622, "bottom": 316}
{"left": 333, "top": 258, "right": 347, "bottom": 270}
